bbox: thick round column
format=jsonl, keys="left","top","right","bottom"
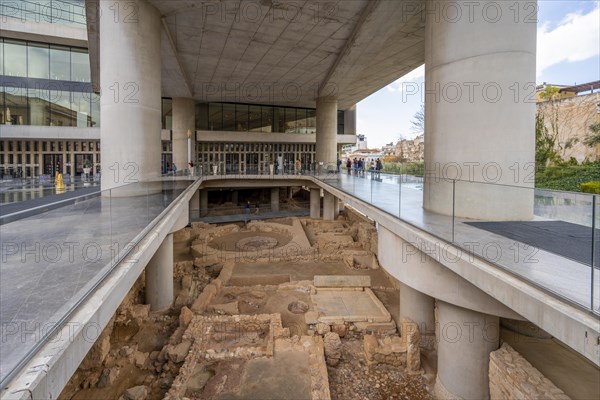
{"left": 310, "top": 188, "right": 321, "bottom": 219}
{"left": 100, "top": 0, "right": 161, "bottom": 191}
{"left": 400, "top": 283, "right": 435, "bottom": 350}
{"left": 200, "top": 190, "right": 208, "bottom": 216}
{"left": 316, "top": 96, "right": 338, "bottom": 168}
{"left": 271, "top": 188, "right": 280, "bottom": 212}
{"left": 172, "top": 98, "right": 196, "bottom": 171}
{"left": 323, "top": 192, "right": 335, "bottom": 220}
{"left": 145, "top": 233, "right": 173, "bottom": 311}
{"left": 189, "top": 190, "right": 200, "bottom": 217}
{"left": 435, "top": 301, "right": 499, "bottom": 399}
{"left": 424, "top": 0, "right": 536, "bottom": 220}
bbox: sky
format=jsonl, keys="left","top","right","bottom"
{"left": 357, "top": 0, "right": 600, "bottom": 149}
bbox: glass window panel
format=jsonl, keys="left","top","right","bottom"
{"left": 90, "top": 92, "right": 100, "bottom": 127}
{"left": 0, "top": 86, "right": 4, "bottom": 125}
{"left": 49, "top": 89, "right": 73, "bottom": 126}
{"left": 274, "top": 107, "right": 285, "bottom": 133}
{"left": 71, "top": 91, "right": 90, "bottom": 127}
{"left": 248, "top": 105, "right": 262, "bottom": 132}
{"left": 3, "top": 85, "right": 29, "bottom": 125}
{"left": 162, "top": 98, "right": 172, "bottom": 129}
{"left": 208, "top": 103, "right": 222, "bottom": 131}
{"left": 50, "top": 45, "right": 70, "bottom": 80}
{"left": 4, "top": 40, "right": 27, "bottom": 77}
{"left": 261, "top": 105, "right": 273, "bottom": 133}
{"left": 338, "top": 110, "right": 345, "bottom": 134}
{"left": 196, "top": 102, "right": 208, "bottom": 130}
{"left": 296, "top": 108, "right": 307, "bottom": 134}
{"left": 285, "top": 108, "right": 297, "bottom": 133}
{"left": 222, "top": 104, "right": 235, "bottom": 131}
{"left": 235, "top": 103, "right": 248, "bottom": 131}
{"left": 28, "top": 88, "right": 51, "bottom": 126}
{"left": 71, "top": 48, "right": 90, "bottom": 82}
{"left": 306, "top": 109, "right": 316, "bottom": 134}
{"left": 28, "top": 43, "right": 50, "bottom": 79}
{"left": 0, "top": 39, "right": 4, "bottom": 76}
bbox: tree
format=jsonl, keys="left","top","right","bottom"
{"left": 535, "top": 111, "right": 559, "bottom": 168}
{"left": 583, "top": 122, "right": 600, "bottom": 147}
{"left": 410, "top": 104, "right": 424, "bottom": 133}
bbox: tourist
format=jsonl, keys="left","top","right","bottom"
{"left": 245, "top": 201, "right": 251, "bottom": 215}
{"left": 172, "top": 163, "right": 177, "bottom": 175}
{"left": 295, "top": 159, "right": 301, "bottom": 175}
{"left": 346, "top": 159, "right": 352, "bottom": 174}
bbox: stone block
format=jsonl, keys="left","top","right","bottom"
{"left": 314, "top": 275, "right": 371, "bottom": 288}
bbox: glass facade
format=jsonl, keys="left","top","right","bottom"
{"left": 0, "top": 38, "right": 99, "bottom": 127}
{"left": 0, "top": 0, "right": 87, "bottom": 27}
{"left": 193, "top": 102, "right": 341, "bottom": 134}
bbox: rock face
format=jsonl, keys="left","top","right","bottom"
{"left": 165, "top": 341, "right": 192, "bottom": 363}
{"left": 121, "top": 385, "right": 149, "bottom": 400}
{"left": 489, "top": 343, "right": 570, "bottom": 400}
{"left": 404, "top": 319, "right": 421, "bottom": 373}
{"left": 179, "top": 306, "right": 193, "bottom": 327}
{"left": 331, "top": 323, "right": 347, "bottom": 338}
{"left": 97, "top": 367, "right": 119, "bottom": 388}
{"left": 316, "top": 322, "right": 331, "bottom": 335}
{"left": 323, "top": 332, "right": 342, "bottom": 366}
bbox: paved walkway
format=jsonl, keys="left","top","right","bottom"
{"left": 320, "top": 172, "right": 599, "bottom": 312}
{"left": 0, "top": 180, "right": 192, "bottom": 384}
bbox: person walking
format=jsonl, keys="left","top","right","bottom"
{"left": 346, "top": 159, "right": 351, "bottom": 174}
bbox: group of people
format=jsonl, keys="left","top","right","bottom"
{"left": 346, "top": 157, "right": 383, "bottom": 177}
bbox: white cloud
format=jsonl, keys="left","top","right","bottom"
{"left": 537, "top": 5, "right": 600, "bottom": 77}
{"left": 386, "top": 65, "right": 425, "bottom": 93}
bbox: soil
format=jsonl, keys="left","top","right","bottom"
{"left": 327, "top": 332, "right": 433, "bottom": 400}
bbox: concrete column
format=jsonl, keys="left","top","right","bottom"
{"left": 343, "top": 104, "right": 357, "bottom": 135}
{"left": 271, "top": 188, "right": 280, "bottom": 212}
{"left": 316, "top": 96, "right": 338, "bottom": 169}
{"left": 232, "top": 190, "right": 239, "bottom": 205}
{"left": 323, "top": 192, "right": 335, "bottom": 220}
{"left": 200, "top": 190, "right": 208, "bottom": 216}
{"left": 423, "top": 0, "right": 536, "bottom": 220}
{"left": 172, "top": 98, "right": 196, "bottom": 172}
{"left": 100, "top": 0, "right": 161, "bottom": 191}
{"left": 189, "top": 190, "right": 200, "bottom": 217}
{"left": 333, "top": 198, "right": 340, "bottom": 218}
{"left": 310, "top": 188, "right": 321, "bottom": 219}
{"left": 399, "top": 283, "right": 435, "bottom": 349}
{"left": 435, "top": 301, "right": 499, "bottom": 400}
{"left": 288, "top": 187, "right": 294, "bottom": 199}
{"left": 145, "top": 233, "right": 173, "bottom": 311}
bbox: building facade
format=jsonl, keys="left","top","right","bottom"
{"left": 0, "top": 1, "right": 357, "bottom": 180}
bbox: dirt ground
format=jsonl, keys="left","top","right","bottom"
{"left": 59, "top": 215, "right": 433, "bottom": 400}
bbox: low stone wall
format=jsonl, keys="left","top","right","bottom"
{"left": 489, "top": 343, "right": 570, "bottom": 400}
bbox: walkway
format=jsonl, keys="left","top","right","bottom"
{"left": 0, "top": 179, "right": 192, "bottom": 385}
{"left": 319, "top": 172, "right": 599, "bottom": 312}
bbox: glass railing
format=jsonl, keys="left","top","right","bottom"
{"left": 313, "top": 168, "right": 599, "bottom": 315}
{"left": 0, "top": 178, "right": 195, "bottom": 387}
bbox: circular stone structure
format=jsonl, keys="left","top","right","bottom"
{"left": 236, "top": 236, "right": 278, "bottom": 250}
{"left": 207, "top": 231, "right": 292, "bottom": 252}
{"left": 288, "top": 301, "right": 309, "bottom": 314}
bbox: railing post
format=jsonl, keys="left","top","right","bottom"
{"left": 591, "top": 194, "right": 597, "bottom": 313}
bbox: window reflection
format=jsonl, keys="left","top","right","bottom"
{"left": 194, "top": 102, "right": 338, "bottom": 134}
{"left": 50, "top": 45, "right": 71, "bottom": 80}
{"left": 4, "top": 40, "right": 27, "bottom": 77}
{"left": 28, "top": 43, "right": 50, "bottom": 79}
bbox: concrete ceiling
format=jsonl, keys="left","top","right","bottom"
{"left": 150, "top": 0, "right": 425, "bottom": 109}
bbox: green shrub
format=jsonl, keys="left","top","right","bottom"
{"left": 580, "top": 181, "right": 600, "bottom": 194}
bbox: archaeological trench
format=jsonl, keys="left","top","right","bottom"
{"left": 58, "top": 202, "right": 598, "bottom": 400}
